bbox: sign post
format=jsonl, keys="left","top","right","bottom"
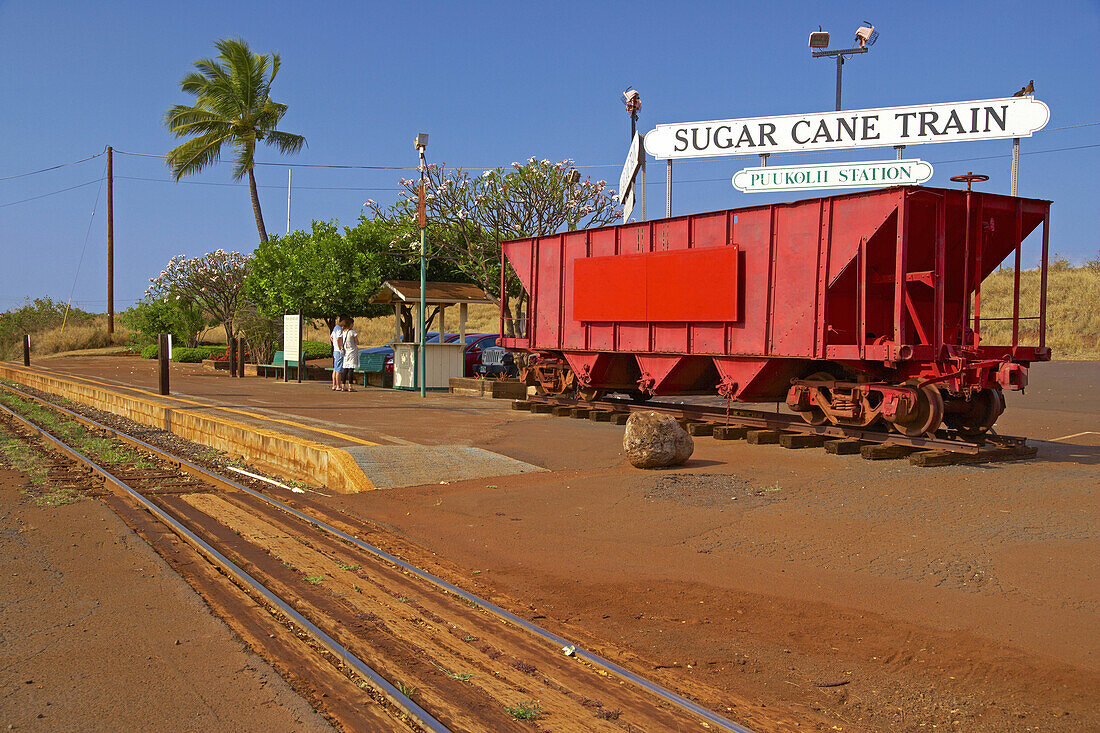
{"left": 618, "top": 133, "right": 642, "bottom": 223}
{"left": 283, "top": 314, "right": 302, "bottom": 383}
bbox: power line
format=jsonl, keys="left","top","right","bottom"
{"left": 0, "top": 151, "right": 105, "bottom": 182}
{"left": 115, "top": 174, "right": 401, "bottom": 192}
{"left": 0, "top": 178, "right": 105, "bottom": 208}
{"left": 112, "top": 149, "right": 619, "bottom": 170}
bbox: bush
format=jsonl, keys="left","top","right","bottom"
{"left": 301, "top": 340, "right": 331, "bottom": 361}
{"left": 171, "top": 347, "right": 208, "bottom": 363}
{"left": 119, "top": 295, "right": 205, "bottom": 348}
{"left": 140, "top": 344, "right": 225, "bottom": 361}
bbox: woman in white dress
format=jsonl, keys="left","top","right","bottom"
{"left": 340, "top": 317, "right": 359, "bottom": 392}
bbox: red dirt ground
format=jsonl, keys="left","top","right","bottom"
{"left": 0, "top": 466, "right": 333, "bottom": 732}
{"left": 21, "top": 356, "right": 1100, "bottom": 730}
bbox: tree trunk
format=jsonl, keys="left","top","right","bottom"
{"left": 502, "top": 297, "right": 515, "bottom": 338}
{"left": 248, "top": 168, "right": 268, "bottom": 243}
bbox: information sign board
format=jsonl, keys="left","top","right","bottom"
{"left": 283, "top": 314, "right": 301, "bottom": 364}
{"left": 732, "top": 158, "right": 934, "bottom": 193}
{"left": 619, "top": 133, "right": 642, "bottom": 202}
{"left": 645, "top": 96, "right": 1049, "bottom": 160}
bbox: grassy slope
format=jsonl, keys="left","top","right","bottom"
{"left": 979, "top": 265, "right": 1099, "bottom": 359}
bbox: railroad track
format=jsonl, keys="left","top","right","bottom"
{"left": 516, "top": 395, "right": 1038, "bottom": 466}
{"left": 0, "top": 383, "right": 758, "bottom": 733}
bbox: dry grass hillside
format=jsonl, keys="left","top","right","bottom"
{"left": 979, "top": 263, "right": 1099, "bottom": 359}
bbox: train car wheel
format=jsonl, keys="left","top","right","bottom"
{"left": 627, "top": 389, "right": 652, "bottom": 403}
{"left": 945, "top": 388, "right": 1004, "bottom": 436}
{"left": 891, "top": 384, "right": 945, "bottom": 437}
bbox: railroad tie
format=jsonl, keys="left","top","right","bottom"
{"left": 609, "top": 412, "right": 630, "bottom": 425}
{"left": 531, "top": 403, "right": 555, "bottom": 414}
{"left": 824, "top": 438, "right": 865, "bottom": 455}
{"left": 747, "top": 429, "right": 783, "bottom": 445}
{"left": 511, "top": 400, "right": 531, "bottom": 411}
{"left": 713, "top": 425, "right": 749, "bottom": 440}
{"left": 588, "top": 410, "right": 613, "bottom": 422}
{"left": 860, "top": 443, "right": 922, "bottom": 460}
{"left": 570, "top": 407, "right": 591, "bottom": 419}
{"left": 779, "top": 433, "right": 827, "bottom": 449}
{"left": 687, "top": 422, "right": 715, "bottom": 436}
{"left": 910, "top": 443, "right": 1038, "bottom": 467}
{"left": 551, "top": 405, "right": 573, "bottom": 417}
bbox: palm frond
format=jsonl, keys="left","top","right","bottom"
{"left": 166, "top": 131, "right": 231, "bottom": 179}
{"left": 264, "top": 130, "right": 306, "bottom": 155}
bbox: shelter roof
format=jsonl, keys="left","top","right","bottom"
{"left": 369, "top": 280, "right": 492, "bottom": 306}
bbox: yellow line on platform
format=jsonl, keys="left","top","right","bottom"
{"left": 5, "top": 363, "right": 380, "bottom": 447}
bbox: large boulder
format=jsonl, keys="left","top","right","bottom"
{"left": 623, "top": 411, "right": 694, "bottom": 468}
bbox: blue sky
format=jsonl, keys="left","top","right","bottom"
{"left": 1, "top": 0, "right": 1097, "bottom": 312}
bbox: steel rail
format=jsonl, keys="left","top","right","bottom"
{"left": 534, "top": 394, "right": 1027, "bottom": 455}
{"left": 0, "top": 399, "right": 450, "bottom": 733}
{"left": 0, "top": 383, "right": 753, "bottom": 733}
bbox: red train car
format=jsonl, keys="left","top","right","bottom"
{"left": 499, "top": 185, "right": 1052, "bottom": 437}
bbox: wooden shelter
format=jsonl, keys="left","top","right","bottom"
{"left": 369, "top": 280, "right": 493, "bottom": 389}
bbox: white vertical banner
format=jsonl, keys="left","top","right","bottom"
{"left": 283, "top": 314, "right": 302, "bottom": 364}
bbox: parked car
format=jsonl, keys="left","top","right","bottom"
{"left": 476, "top": 345, "right": 517, "bottom": 379}
{"left": 460, "top": 333, "right": 499, "bottom": 377}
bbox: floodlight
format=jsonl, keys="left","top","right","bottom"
{"left": 565, "top": 169, "right": 581, "bottom": 185}
{"left": 809, "top": 27, "right": 830, "bottom": 49}
{"left": 621, "top": 88, "right": 641, "bottom": 113}
{"left": 855, "top": 22, "right": 878, "bottom": 48}
{"left": 414, "top": 133, "right": 428, "bottom": 151}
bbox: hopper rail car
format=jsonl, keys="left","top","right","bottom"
{"left": 500, "top": 183, "right": 1051, "bottom": 441}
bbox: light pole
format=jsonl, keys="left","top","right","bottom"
{"left": 414, "top": 133, "right": 429, "bottom": 398}
{"left": 809, "top": 23, "right": 878, "bottom": 111}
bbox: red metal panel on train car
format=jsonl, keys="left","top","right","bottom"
{"left": 587, "top": 229, "right": 618, "bottom": 351}
{"left": 574, "top": 246, "right": 739, "bottom": 324}
{"left": 768, "top": 203, "right": 821, "bottom": 356}
{"left": 561, "top": 231, "right": 589, "bottom": 349}
{"left": 535, "top": 236, "right": 563, "bottom": 348}
{"left": 573, "top": 252, "right": 648, "bottom": 322}
{"left": 728, "top": 208, "right": 771, "bottom": 355}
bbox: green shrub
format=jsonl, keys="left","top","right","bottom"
{"left": 171, "top": 347, "right": 208, "bottom": 363}
{"left": 301, "top": 340, "right": 331, "bottom": 361}
{"left": 119, "top": 295, "right": 204, "bottom": 348}
{"left": 141, "top": 344, "right": 159, "bottom": 359}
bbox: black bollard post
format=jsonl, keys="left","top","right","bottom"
{"left": 158, "top": 333, "right": 170, "bottom": 395}
{"left": 228, "top": 336, "right": 237, "bottom": 377}
{"left": 236, "top": 336, "right": 246, "bottom": 377}
{"left": 22, "top": 335, "right": 30, "bottom": 366}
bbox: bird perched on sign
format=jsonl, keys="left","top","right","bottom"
{"left": 1013, "top": 80, "right": 1035, "bottom": 97}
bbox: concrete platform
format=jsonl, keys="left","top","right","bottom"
{"left": 345, "top": 445, "right": 541, "bottom": 489}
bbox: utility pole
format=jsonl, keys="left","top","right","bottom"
{"left": 414, "top": 134, "right": 429, "bottom": 398}
{"left": 106, "top": 146, "right": 114, "bottom": 334}
{"left": 286, "top": 168, "right": 292, "bottom": 234}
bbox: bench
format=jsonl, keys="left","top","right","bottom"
{"left": 257, "top": 351, "right": 302, "bottom": 378}
{"left": 326, "top": 351, "right": 389, "bottom": 386}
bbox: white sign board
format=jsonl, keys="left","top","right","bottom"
{"left": 283, "top": 314, "right": 301, "bottom": 364}
{"left": 733, "top": 159, "right": 934, "bottom": 193}
{"left": 645, "top": 96, "right": 1050, "bottom": 160}
{"left": 620, "top": 186, "right": 635, "bottom": 224}
{"left": 618, "top": 133, "right": 642, "bottom": 201}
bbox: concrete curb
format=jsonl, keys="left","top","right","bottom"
{"left": 0, "top": 364, "right": 374, "bottom": 494}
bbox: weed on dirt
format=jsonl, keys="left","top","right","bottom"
{"left": 504, "top": 700, "right": 541, "bottom": 720}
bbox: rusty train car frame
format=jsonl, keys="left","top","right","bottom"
{"left": 499, "top": 184, "right": 1051, "bottom": 438}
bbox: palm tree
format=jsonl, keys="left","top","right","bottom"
{"left": 164, "top": 38, "right": 305, "bottom": 242}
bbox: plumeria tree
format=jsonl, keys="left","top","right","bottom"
{"left": 368, "top": 158, "right": 620, "bottom": 335}
{"left": 147, "top": 250, "right": 251, "bottom": 345}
